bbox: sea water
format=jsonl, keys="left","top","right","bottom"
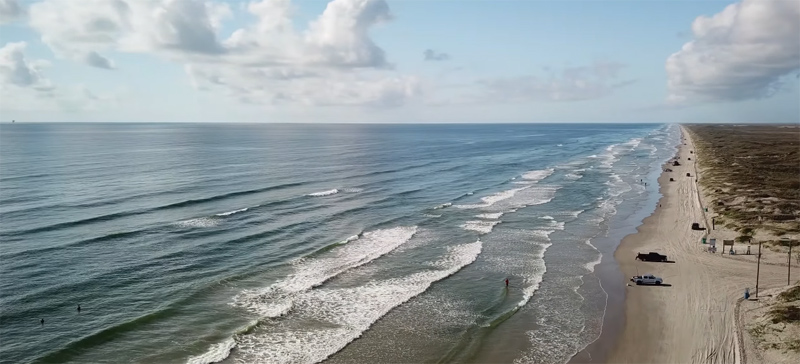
{"left": 0, "top": 123, "right": 680, "bottom": 364}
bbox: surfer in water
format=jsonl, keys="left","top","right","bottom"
{"left": 505, "top": 278, "right": 509, "bottom": 287}
{"left": 77, "top": 305, "right": 81, "bottom": 313}
{"left": 40, "top": 318, "right": 44, "bottom": 326}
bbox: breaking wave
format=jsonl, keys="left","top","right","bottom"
{"left": 307, "top": 189, "right": 339, "bottom": 197}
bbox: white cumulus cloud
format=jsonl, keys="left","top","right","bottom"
{"left": 0, "top": 42, "right": 53, "bottom": 91}
{"left": 25, "top": 0, "right": 414, "bottom": 107}
{"left": 0, "top": 41, "right": 113, "bottom": 113}
{"left": 28, "top": 0, "right": 230, "bottom": 66}
{"left": 666, "top": 0, "right": 800, "bottom": 103}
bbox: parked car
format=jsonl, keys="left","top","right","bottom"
{"left": 630, "top": 274, "right": 663, "bottom": 285}
{"left": 636, "top": 252, "right": 668, "bottom": 262}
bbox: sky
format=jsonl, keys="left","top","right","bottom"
{"left": 0, "top": 0, "right": 798, "bottom": 123}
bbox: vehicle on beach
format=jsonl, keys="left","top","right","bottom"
{"left": 691, "top": 222, "right": 706, "bottom": 230}
{"left": 630, "top": 274, "right": 663, "bottom": 285}
{"left": 635, "top": 252, "right": 668, "bottom": 262}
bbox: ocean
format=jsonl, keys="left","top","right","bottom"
{"left": 0, "top": 123, "right": 680, "bottom": 364}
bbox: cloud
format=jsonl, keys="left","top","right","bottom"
{"left": 192, "top": 0, "right": 409, "bottom": 107}
{"left": 84, "top": 51, "right": 115, "bottom": 69}
{"left": 27, "top": 0, "right": 229, "bottom": 67}
{"left": 0, "top": 42, "right": 53, "bottom": 90}
{"left": 475, "top": 62, "right": 632, "bottom": 102}
{"left": 0, "top": 41, "right": 113, "bottom": 113}
{"left": 424, "top": 49, "right": 450, "bottom": 61}
{"left": 186, "top": 64, "right": 420, "bottom": 108}
{"left": 666, "top": 0, "right": 800, "bottom": 103}
{"left": 304, "top": 0, "right": 392, "bottom": 68}
{"left": 120, "top": 0, "right": 228, "bottom": 55}
{"left": 25, "top": 0, "right": 413, "bottom": 107}
{"left": 27, "top": 0, "right": 393, "bottom": 68}
{"left": 0, "top": 0, "right": 23, "bottom": 24}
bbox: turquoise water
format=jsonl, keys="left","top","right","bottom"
{"left": 0, "top": 123, "right": 680, "bottom": 364}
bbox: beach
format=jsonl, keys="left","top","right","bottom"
{"left": 606, "top": 125, "right": 795, "bottom": 363}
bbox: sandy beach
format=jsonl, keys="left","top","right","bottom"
{"left": 606, "top": 125, "right": 796, "bottom": 364}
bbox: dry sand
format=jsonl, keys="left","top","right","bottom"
{"left": 606, "top": 126, "right": 795, "bottom": 364}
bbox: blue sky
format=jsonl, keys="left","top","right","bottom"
{"left": 0, "top": 0, "right": 798, "bottom": 123}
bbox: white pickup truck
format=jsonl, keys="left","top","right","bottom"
{"left": 630, "top": 274, "right": 663, "bottom": 285}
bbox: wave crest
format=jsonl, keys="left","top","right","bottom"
{"left": 307, "top": 189, "right": 339, "bottom": 197}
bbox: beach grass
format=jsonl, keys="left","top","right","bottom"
{"left": 685, "top": 124, "right": 800, "bottom": 235}
{"left": 779, "top": 285, "right": 800, "bottom": 303}
{"left": 769, "top": 305, "right": 800, "bottom": 324}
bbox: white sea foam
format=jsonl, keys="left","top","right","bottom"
{"left": 584, "top": 239, "right": 602, "bottom": 272}
{"left": 518, "top": 240, "right": 553, "bottom": 308}
{"left": 569, "top": 210, "right": 585, "bottom": 218}
{"left": 342, "top": 188, "right": 363, "bottom": 193}
{"left": 512, "top": 186, "right": 559, "bottom": 208}
{"left": 605, "top": 173, "right": 632, "bottom": 198}
{"left": 597, "top": 197, "right": 618, "bottom": 218}
{"left": 215, "top": 207, "right": 248, "bottom": 217}
{"left": 174, "top": 217, "right": 220, "bottom": 228}
{"left": 453, "top": 187, "right": 528, "bottom": 209}
{"left": 186, "top": 338, "right": 236, "bottom": 364}
{"left": 433, "top": 202, "right": 452, "bottom": 210}
{"left": 565, "top": 167, "right": 585, "bottom": 181}
{"left": 480, "top": 188, "right": 526, "bottom": 206}
{"left": 625, "top": 137, "right": 642, "bottom": 150}
{"left": 460, "top": 220, "right": 501, "bottom": 234}
{"left": 231, "top": 226, "right": 418, "bottom": 317}
{"left": 530, "top": 229, "right": 557, "bottom": 240}
{"left": 517, "top": 228, "right": 564, "bottom": 308}
{"left": 598, "top": 149, "right": 619, "bottom": 169}
{"left": 478, "top": 228, "right": 552, "bottom": 314}
{"left": 343, "top": 234, "right": 360, "bottom": 244}
{"left": 547, "top": 219, "right": 565, "bottom": 231}
{"left": 565, "top": 173, "right": 582, "bottom": 181}
{"left": 307, "top": 189, "right": 339, "bottom": 197}
{"left": 467, "top": 185, "right": 560, "bottom": 213}
{"left": 521, "top": 168, "right": 554, "bottom": 182}
{"left": 539, "top": 215, "right": 554, "bottom": 220}
{"left": 475, "top": 212, "right": 503, "bottom": 219}
{"left": 233, "top": 241, "right": 483, "bottom": 364}
{"left": 424, "top": 214, "right": 442, "bottom": 218}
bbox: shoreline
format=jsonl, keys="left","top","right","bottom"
{"left": 599, "top": 125, "right": 789, "bottom": 363}
{"left": 569, "top": 128, "right": 678, "bottom": 364}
